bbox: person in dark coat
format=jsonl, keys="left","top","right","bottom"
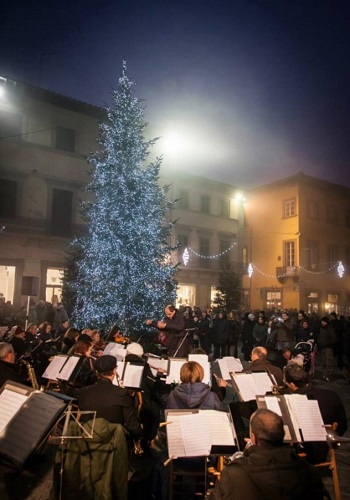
{"left": 78, "top": 354, "right": 142, "bottom": 441}
{"left": 0, "top": 342, "right": 21, "bottom": 386}
{"left": 212, "top": 311, "right": 229, "bottom": 360}
{"left": 209, "top": 409, "right": 324, "bottom": 500}
{"left": 197, "top": 310, "right": 213, "bottom": 356}
{"left": 167, "top": 361, "right": 222, "bottom": 410}
{"left": 146, "top": 304, "right": 190, "bottom": 357}
{"left": 227, "top": 311, "right": 240, "bottom": 357}
{"left": 242, "top": 314, "right": 255, "bottom": 361}
{"left": 9, "top": 325, "right": 27, "bottom": 359}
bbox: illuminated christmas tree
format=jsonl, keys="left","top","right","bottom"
{"left": 72, "top": 63, "right": 177, "bottom": 334}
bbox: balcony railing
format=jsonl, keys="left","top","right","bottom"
{"left": 276, "top": 266, "right": 299, "bottom": 282}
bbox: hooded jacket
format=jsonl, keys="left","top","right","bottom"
{"left": 166, "top": 381, "right": 222, "bottom": 410}
{"left": 209, "top": 444, "right": 324, "bottom": 500}
{"left": 56, "top": 418, "right": 128, "bottom": 500}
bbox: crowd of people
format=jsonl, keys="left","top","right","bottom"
{"left": 0, "top": 299, "right": 349, "bottom": 499}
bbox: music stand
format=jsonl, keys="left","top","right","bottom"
{"left": 51, "top": 406, "right": 97, "bottom": 500}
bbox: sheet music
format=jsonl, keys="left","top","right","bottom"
{"left": 264, "top": 396, "right": 282, "bottom": 416}
{"left": 103, "top": 343, "right": 126, "bottom": 361}
{"left": 166, "top": 412, "right": 187, "bottom": 458}
{"left": 166, "top": 358, "right": 187, "bottom": 384}
{"left": 188, "top": 354, "right": 211, "bottom": 385}
{"left": 42, "top": 355, "right": 68, "bottom": 380}
{"left": 181, "top": 413, "right": 212, "bottom": 456}
{"left": 57, "top": 355, "right": 81, "bottom": 381}
{"left": 202, "top": 410, "right": 236, "bottom": 445}
{"left": 122, "top": 362, "right": 144, "bottom": 388}
{"left": 223, "top": 357, "right": 243, "bottom": 374}
{"left": 218, "top": 357, "right": 243, "bottom": 379}
{"left": 251, "top": 372, "right": 273, "bottom": 395}
{"left": 287, "top": 397, "right": 327, "bottom": 442}
{"left": 232, "top": 373, "right": 258, "bottom": 401}
{"left": 0, "top": 389, "right": 28, "bottom": 434}
{"left": 147, "top": 357, "right": 168, "bottom": 377}
{"left": 284, "top": 394, "right": 307, "bottom": 442}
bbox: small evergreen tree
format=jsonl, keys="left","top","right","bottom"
{"left": 71, "top": 63, "right": 178, "bottom": 334}
{"left": 213, "top": 263, "right": 242, "bottom": 311}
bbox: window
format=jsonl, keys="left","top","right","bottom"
{"left": 344, "top": 246, "right": 350, "bottom": 272}
{"left": 307, "top": 241, "right": 319, "bottom": 269}
{"left": 220, "top": 198, "right": 230, "bottom": 218}
{"left": 327, "top": 245, "right": 338, "bottom": 266}
{"left": 284, "top": 241, "right": 295, "bottom": 267}
{"left": 266, "top": 290, "right": 282, "bottom": 308}
{"left": 55, "top": 126, "right": 75, "bottom": 152}
{"left": 177, "top": 189, "right": 188, "bottom": 209}
{"left": 0, "top": 265, "right": 16, "bottom": 304}
{"left": 283, "top": 199, "right": 296, "bottom": 218}
{"left": 0, "top": 179, "right": 17, "bottom": 218}
{"left": 51, "top": 189, "right": 73, "bottom": 237}
{"left": 307, "top": 200, "right": 319, "bottom": 219}
{"left": 0, "top": 109, "right": 22, "bottom": 139}
{"left": 326, "top": 206, "right": 338, "bottom": 224}
{"left": 345, "top": 210, "right": 350, "bottom": 228}
{"left": 199, "top": 238, "right": 210, "bottom": 268}
{"left": 176, "top": 284, "right": 195, "bottom": 308}
{"left": 178, "top": 234, "right": 188, "bottom": 249}
{"left": 219, "top": 240, "right": 230, "bottom": 269}
{"left": 242, "top": 246, "right": 248, "bottom": 266}
{"left": 46, "top": 268, "right": 63, "bottom": 303}
{"left": 201, "top": 195, "right": 210, "bottom": 214}
{"left": 325, "top": 293, "right": 339, "bottom": 314}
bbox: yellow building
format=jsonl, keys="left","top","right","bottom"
{"left": 242, "top": 173, "right": 350, "bottom": 315}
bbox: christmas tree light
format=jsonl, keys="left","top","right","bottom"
{"left": 71, "top": 62, "right": 178, "bottom": 334}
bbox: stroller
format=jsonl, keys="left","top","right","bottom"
{"left": 292, "top": 339, "right": 315, "bottom": 374}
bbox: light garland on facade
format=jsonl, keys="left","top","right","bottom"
{"left": 182, "top": 243, "right": 237, "bottom": 266}
{"left": 247, "top": 261, "right": 345, "bottom": 279}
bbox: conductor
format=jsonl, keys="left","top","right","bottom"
{"left": 146, "top": 304, "right": 191, "bottom": 357}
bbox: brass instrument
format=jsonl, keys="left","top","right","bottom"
{"left": 20, "top": 358, "right": 40, "bottom": 390}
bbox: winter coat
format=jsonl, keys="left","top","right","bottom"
{"left": 317, "top": 325, "right": 337, "bottom": 349}
{"left": 212, "top": 317, "right": 229, "bottom": 345}
{"left": 252, "top": 322, "right": 268, "bottom": 346}
{"left": 52, "top": 304, "right": 68, "bottom": 332}
{"left": 209, "top": 444, "right": 324, "bottom": 500}
{"left": 55, "top": 418, "right": 128, "bottom": 500}
{"left": 227, "top": 318, "right": 240, "bottom": 344}
{"left": 167, "top": 381, "right": 222, "bottom": 410}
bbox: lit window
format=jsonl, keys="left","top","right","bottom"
{"left": 45, "top": 268, "right": 63, "bottom": 303}
{"left": 284, "top": 241, "right": 295, "bottom": 267}
{"left": 283, "top": 199, "right": 296, "bottom": 218}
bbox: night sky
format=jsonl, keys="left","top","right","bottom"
{"left": 1, "top": 0, "right": 350, "bottom": 189}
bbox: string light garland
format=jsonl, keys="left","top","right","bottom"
{"left": 247, "top": 261, "right": 345, "bottom": 279}
{"left": 182, "top": 243, "right": 237, "bottom": 266}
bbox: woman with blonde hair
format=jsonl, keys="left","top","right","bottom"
{"left": 166, "top": 361, "right": 222, "bottom": 410}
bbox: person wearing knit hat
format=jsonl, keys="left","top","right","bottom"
{"left": 126, "top": 342, "right": 144, "bottom": 357}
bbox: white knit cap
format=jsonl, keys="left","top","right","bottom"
{"left": 126, "top": 342, "right": 144, "bottom": 356}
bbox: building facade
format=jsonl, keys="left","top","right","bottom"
{"left": 242, "top": 173, "right": 350, "bottom": 315}
{"left": 0, "top": 78, "right": 243, "bottom": 312}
